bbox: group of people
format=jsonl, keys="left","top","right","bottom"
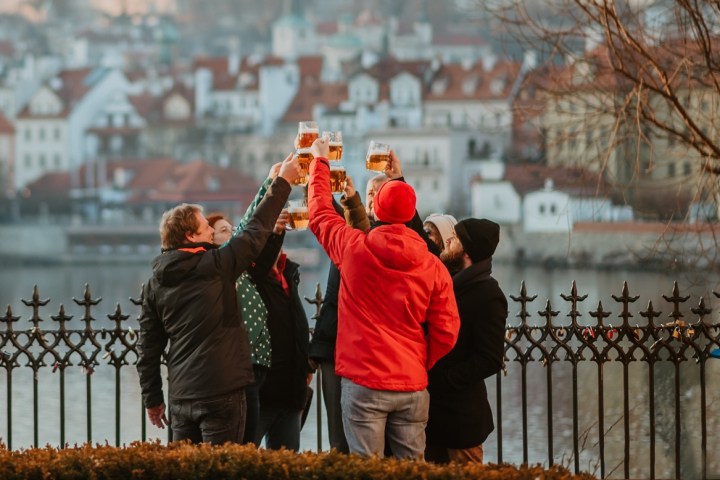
{"left": 136, "top": 135, "right": 508, "bottom": 463}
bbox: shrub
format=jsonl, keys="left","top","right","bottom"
{"left": 0, "top": 442, "right": 596, "bottom": 480}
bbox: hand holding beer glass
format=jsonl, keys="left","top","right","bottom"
{"left": 366, "top": 141, "right": 391, "bottom": 172}
{"left": 287, "top": 199, "right": 309, "bottom": 231}
{"left": 323, "top": 131, "right": 343, "bottom": 161}
{"left": 294, "top": 148, "right": 313, "bottom": 186}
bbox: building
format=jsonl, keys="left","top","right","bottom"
{"left": 14, "top": 67, "right": 130, "bottom": 190}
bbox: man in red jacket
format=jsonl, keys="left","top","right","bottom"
{"left": 308, "top": 137, "right": 460, "bottom": 459}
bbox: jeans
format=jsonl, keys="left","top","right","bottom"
{"left": 255, "top": 405, "right": 303, "bottom": 451}
{"left": 320, "top": 361, "right": 349, "bottom": 453}
{"left": 243, "top": 365, "right": 268, "bottom": 444}
{"left": 169, "top": 389, "right": 246, "bottom": 445}
{"left": 340, "top": 378, "right": 429, "bottom": 459}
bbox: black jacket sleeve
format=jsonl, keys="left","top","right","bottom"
{"left": 248, "top": 231, "right": 285, "bottom": 281}
{"left": 216, "top": 177, "right": 291, "bottom": 281}
{"left": 136, "top": 281, "right": 169, "bottom": 408}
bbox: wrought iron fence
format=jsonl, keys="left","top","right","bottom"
{"left": 0, "top": 281, "right": 719, "bottom": 480}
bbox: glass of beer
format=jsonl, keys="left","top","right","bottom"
{"left": 294, "top": 148, "right": 313, "bottom": 186}
{"left": 298, "top": 121, "right": 319, "bottom": 149}
{"left": 366, "top": 141, "right": 390, "bottom": 172}
{"left": 330, "top": 166, "right": 347, "bottom": 193}
{"left": 287, "top": 199, "right": 309, "bottom": 231}
{"left": 323, "top": 131, "right": 343, "bottom": 161}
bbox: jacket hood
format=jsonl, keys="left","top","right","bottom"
{"left": 152, "top": 243, "right": 215, "bottom": 287}
{"left": 365, "top": 224, "right": 428, "bottom": 271}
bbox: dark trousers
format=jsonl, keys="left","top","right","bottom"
{"left": 320, "top": 361, "right": 349, "bottom": 453}
{"left": 169, "top": 389, "right": 246, "bottom": 445}
{"left": 255, "top": 404, "right": 303, "bottom": 451}
{"left": 243, "top": 365, "right": 268, "bottom": 444}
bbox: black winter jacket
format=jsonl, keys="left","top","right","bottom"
{"left": 136, "top": 177, "right": 291, "bottom": 408}
{"left": 426, "top": 258, "right": 508, "bottom": 449}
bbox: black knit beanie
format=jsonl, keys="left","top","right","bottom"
{"left": 453, "top": 218, "right": 500, "bottom": 263}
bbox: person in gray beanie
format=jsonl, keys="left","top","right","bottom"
{"left": 426, "top": 217, "right": 508, "bottom": 464}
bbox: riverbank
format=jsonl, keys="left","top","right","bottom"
{"left": 1, "top": 222, "right": 719, "bottom": 271}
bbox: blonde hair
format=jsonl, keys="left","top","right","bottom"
{"left": 159, "top": 203, "right": 203, "bottom": 250}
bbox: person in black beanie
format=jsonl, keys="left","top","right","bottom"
{"left": 426, "top": 218, "right": 508, "bottom": 464}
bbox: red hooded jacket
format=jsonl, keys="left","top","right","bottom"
{"left": 308, "top": 157, "right": 460, "bottom": 391}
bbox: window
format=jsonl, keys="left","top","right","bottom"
{"left": 668, "top": 162, "right": 675, "bottom": 177}
{"left": 684, "top": 162, "right": 691, "bottom": 175}
{"left": 25, "top": 128, "right": 31, "bottom": 141}
{"left": 38, "top": 154, "right": 46, "bottom": 167}
{"left": 54, "top": 128, "right": 61, "bottom": 140}
{"left": 54, "top": 154, "right": 61, "bottom": 167}
{"left": 539, "top": 204, "right": 546, "bottom": 214}
{"left": 550, "top": 204, "right": 557, "bottom": 214}
{"left": 24, "top": 154, "right": 31, "bottom": 167}
{"left": 39, "top": 128, "right": 45, "bottom": 141}
{"left": 433, "top": 179, "right": 439, "bottom": 191}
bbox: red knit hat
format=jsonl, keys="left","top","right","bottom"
{"left": 373, "top": 181, "right": 416, "bottom": 224}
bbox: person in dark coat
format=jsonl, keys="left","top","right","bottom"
{"left": 426, "top": 218, "right": 508, "bottom": 464}
{"left": 136, "top": 157, "right": 299, "bottom": 445}
{"left": 249, "top": 218, "right": 312, "bottom": 452}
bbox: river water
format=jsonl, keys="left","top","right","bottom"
{"left": 0, "top": 260, "right": 718, "bottom": 478}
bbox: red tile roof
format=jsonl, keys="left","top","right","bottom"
{"left": 354, "top": 56, "right": 430, "bottom": 83}
{"left": 18, "top": 68, "right": 106, "bottom": 119}
{"left": 316, "top": 21, "right": 338, "bottom": 35}
{"left": 0, "top": 40, "right": 15, "bottom": 57}
{"left": 281, "top": 81, "right": 347, "bottom": 123}
{"left": 193, "top": 55, "right": 286, "bottom": 92}
{"left": 25, "top": 158, "right": 259, "bottom": 206}
{"left": 501, "top": 164, "right": 609, "bottom": 197}
{"left": 432, "top": 35, "right": 486, "bottom": 47}
{"left": 426, "top": 60, "right": 521, "bottom": 101}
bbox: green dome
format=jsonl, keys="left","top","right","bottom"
{"left": 274, "top": 14, "right": 311, "bottom": 28}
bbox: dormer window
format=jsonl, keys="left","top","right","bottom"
{"left": 238, "top": 73, "right": 255, "bottom": 88}
{"left": 462, "top": 77, "right": 478, "bottom": 96}
{"left": 490, "top": 78, "right": 505, "bottom": 95}
{"left": 431, "top": 78, "right": 447, "bottom": 95}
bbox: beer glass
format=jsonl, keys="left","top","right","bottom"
{"left": 294, "top": 148, "right": 313, "bottom": 186}
{"left": 329, "top": 165, "right": 347, "bottom": 193}
{"left": 298, "top": 121, "right": 319, "bottom": 149}
{"left": 323, "top": 131, "right": 343, "bottom": 161}
{"left": 366, "top": 141, "right": 390, "bottom": 172}
{"left": 287, "top": 199, "right": 309, "bottom": 231}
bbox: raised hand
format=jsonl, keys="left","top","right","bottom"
{"left": 310, "top": 136, "right": 330, "bottom": 160}
{"left": 269, "top": 161, "right": 283, "bottom": 180}
{"left": 279, "top": 152, "right": 301, "bottom": 185}
{"left": 344, "top": 174, "right": 356, "bottom": 198}
{"left": 385, "top": 149, "right": 403, "bottom": 180}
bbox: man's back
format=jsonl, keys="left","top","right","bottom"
{"left": 335, "top": 223, "right": 455, "bottom": 391}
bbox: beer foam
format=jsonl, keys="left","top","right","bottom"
{"left": 300, "top": 128, "right": 319, "bottom": 134}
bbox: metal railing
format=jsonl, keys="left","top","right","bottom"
{"left": 0, "top": 281, "right": 719, "bottom": 479}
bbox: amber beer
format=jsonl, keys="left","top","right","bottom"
{"left": 288, "top": 205, "right": 310, "bottom": 230}
{"left": 365, "top": 141, "right": 391, "bottom": 172}
{"left": 329, "top": 166, "right": 347, "bottom": 193}
{"left": 328, "top": 142, "right": 343, "bottom": 161}
{"left": 294, "top": 148, "right": 313, "bottom": 185}
{"left": 298, "top": 121, "right": 319, "bottom": 149}
{"left": 323, "top": 131, "right": 343, "bottom": 161}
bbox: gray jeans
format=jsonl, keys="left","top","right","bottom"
{"left": 340, "top": 378, "right": 429, "bottom": 459}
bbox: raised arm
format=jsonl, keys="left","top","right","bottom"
{"left": 233, "top": 160, "right": 284, "bottom": 234}
{"left": 308, "top": 138, "right": 363, "bottom": 268}
{"left": 217, "top": 156, "right": 298, "bottom": 280}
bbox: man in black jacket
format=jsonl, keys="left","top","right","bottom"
{"left": 426, "top": 218, "right": 508, "bottom": 463}
{"left": 136, "top": 157, "right": 299, "bottom": 445}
